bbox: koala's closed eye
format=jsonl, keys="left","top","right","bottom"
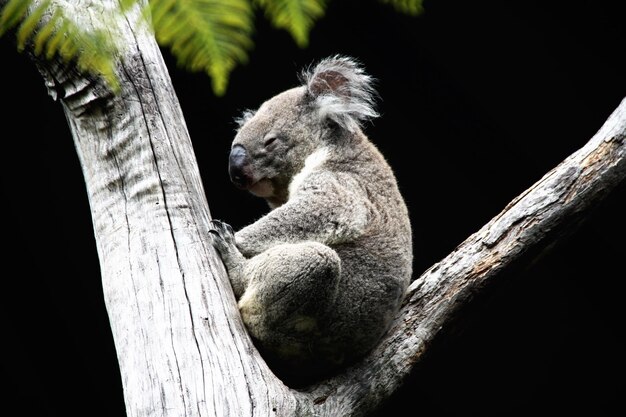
{"left": 263, "top": 135, "right": 278, "bottom": 148}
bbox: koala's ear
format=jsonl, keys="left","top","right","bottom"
{"left": 301, "top": 55, "right": 379, "bottom": 132}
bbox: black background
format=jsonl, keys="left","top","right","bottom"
{"left": 1, "top": 0, "right": 625, "bottom": 416}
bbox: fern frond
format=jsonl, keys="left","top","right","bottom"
{"left": 149, "top": 0, "right": 255, "bottom": 96}
{"left": 1, "top": 1, "right": 121, "bottom": 91}
{"left": 120, "top": 0, "right": 140, "bottom": 12}
{"left": 378, "top": 0, "right": 424, "bottom": 16}
{"left": 32, "top": 5, "right": 57, "bottom": 55}
{"left": 16, "top": 0, "right": 50, "bottom": 50}
{"left": 255, "top": 0, "right": 326, "bottom": 48}
{"left": 0, "top": 0, "right": 32, "bottom": 36}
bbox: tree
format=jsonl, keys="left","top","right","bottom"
{"left": 1, "top": 0, "right": 624, "bottom": 416}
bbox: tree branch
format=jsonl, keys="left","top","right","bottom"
{"left": 298, "top": 98, "right": 626, "bottom": 416}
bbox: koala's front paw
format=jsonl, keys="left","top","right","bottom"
{"left": 209, "top": 220, "right": 245, "bottom": 270}
{"left": 209, "top": 220, "right": 247, "bottom": 297}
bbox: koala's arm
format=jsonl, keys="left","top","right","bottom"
{"left": 235, "top": 173, "right": 371, "bottom": 257}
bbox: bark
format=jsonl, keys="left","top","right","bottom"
{"left": 25, "top": 1, "right": 295, "bottom": 416}
{"left": 10, "top": 1, "right": 626, "bottom": 416}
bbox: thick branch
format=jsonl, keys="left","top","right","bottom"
{"left": 20, "top": 1, "right": 295, "bottom": 416}
{"left": 299, "top": 98, "right": 626, "bottom": 416}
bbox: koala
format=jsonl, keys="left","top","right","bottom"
{"left": 209, "top": 56, "right": 412, "bottom": 381}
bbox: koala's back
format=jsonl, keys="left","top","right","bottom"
{"left": 301, "top": 133, "right": 413, "bottom": 364}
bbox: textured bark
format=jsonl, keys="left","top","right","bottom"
{"left": 25, "top": 1, "right": 295, "bottom": 416}
{"left": 10, "top": 1, "right": 626, "bottom": 416}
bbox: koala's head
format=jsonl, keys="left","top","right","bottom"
{"left": 228, "top": 55, "right": 378, "bottom": 206}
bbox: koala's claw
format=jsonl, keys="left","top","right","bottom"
{"left": 211, "top": 220, "right": 236, "bottom": 243}
{"left": 209, "top": 219, "right": 242, "bottom": 264}
{"left": 210, "top": 219, "right": 233, "bottom": 235}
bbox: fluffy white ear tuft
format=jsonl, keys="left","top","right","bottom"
{"left": 301, "top": 55, "right": 379, "bottom": 132}
{"left": 234, "top": 109, "right": 256, "bottom": 130}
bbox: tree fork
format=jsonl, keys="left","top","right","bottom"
{"left": 7, "top": 1, "right": 626, "bottom": 416}
{"left": 304, "top": 97, "right": 626, "bottom": 416}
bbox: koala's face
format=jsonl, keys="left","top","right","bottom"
{"left": 229, "top": 87, "right": 321, "bottom": 203}
{"left": 228, "top": 56, "right": 378, "bottom": 206}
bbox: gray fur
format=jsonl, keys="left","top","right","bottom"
{"left": 210, "top": 56, "right": 412, "bottom": 382}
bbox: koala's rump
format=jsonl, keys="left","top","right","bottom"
{"left": 316, "top": 235, "right": 411, "bottom": 360}
{"left": 264, "top": 238, "right": 409, "bottom": 383}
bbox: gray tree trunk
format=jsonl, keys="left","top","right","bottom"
{"left": 11, "top": 1, "right": 626, "bottom": 416}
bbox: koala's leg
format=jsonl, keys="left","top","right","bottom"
{"left": 210, "top": 220, "right": 341, "bottom": 359}
{"left": 237, "top": 241, "right": 341, "bottom": 343}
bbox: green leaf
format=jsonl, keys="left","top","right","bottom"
{"left": 44, "top": 17, "right": 67, "bottom": 59}
{"left": 255, "top": 0, "right": 327, "bottom": 48}
{"left": 1, "top": 0, "right": 422, "bottom": 97}
{"left": 120, "top": 0, "right": 140, "bottom": 12}
{"left": 39, "top": 7, "right": 120, "bottom": 91}
{"left": 149, "top": 0, "right": 255, "bottom": 95}
{"left": 0, "top": 0, "right": 32, "bottom": 36}
{"left": 16, "top": 0, "right": 50, "bottom": 50}
{"left": 32, "top": 7, "right": 57, "bottom": 55}
{"left": 378, "top": 0, "right": 424, "bottom": 16}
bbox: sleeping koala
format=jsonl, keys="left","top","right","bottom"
{"left": 209, "top": 56, "right": 412, "bottom": 381}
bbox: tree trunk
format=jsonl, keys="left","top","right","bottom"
{"left": 28, "top": 1, "right": 295, "bottom": 416}
{"left": 13, "top": 1, "right": 626, "bottom": 416}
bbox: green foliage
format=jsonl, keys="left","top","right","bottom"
{"left": 0, "top": 0, "right": 29, "bottom": 36}
{"left": 1, "top": 0, "right": 119, "bottom": 91}
{"left": 0, "top": 0, "right": 423, "bottom": 95}
{"left": 379, "top": 0, "right": 423, "bottom": 16}
{"left": 120, "top": 0, "right": 140, "bottom": 11}
{"left": 255, "top": 0, "right": 327, "bottom": 48}
{"left": 148, "top": 0, "right": 254, "bottom": 96}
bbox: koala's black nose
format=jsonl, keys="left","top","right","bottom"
{"left": 229, "top": 145, "right": 252, "bottom": 189}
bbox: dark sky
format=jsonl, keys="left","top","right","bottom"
{"left": 1, "top": 0, "right": 625, "bottom": 416}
